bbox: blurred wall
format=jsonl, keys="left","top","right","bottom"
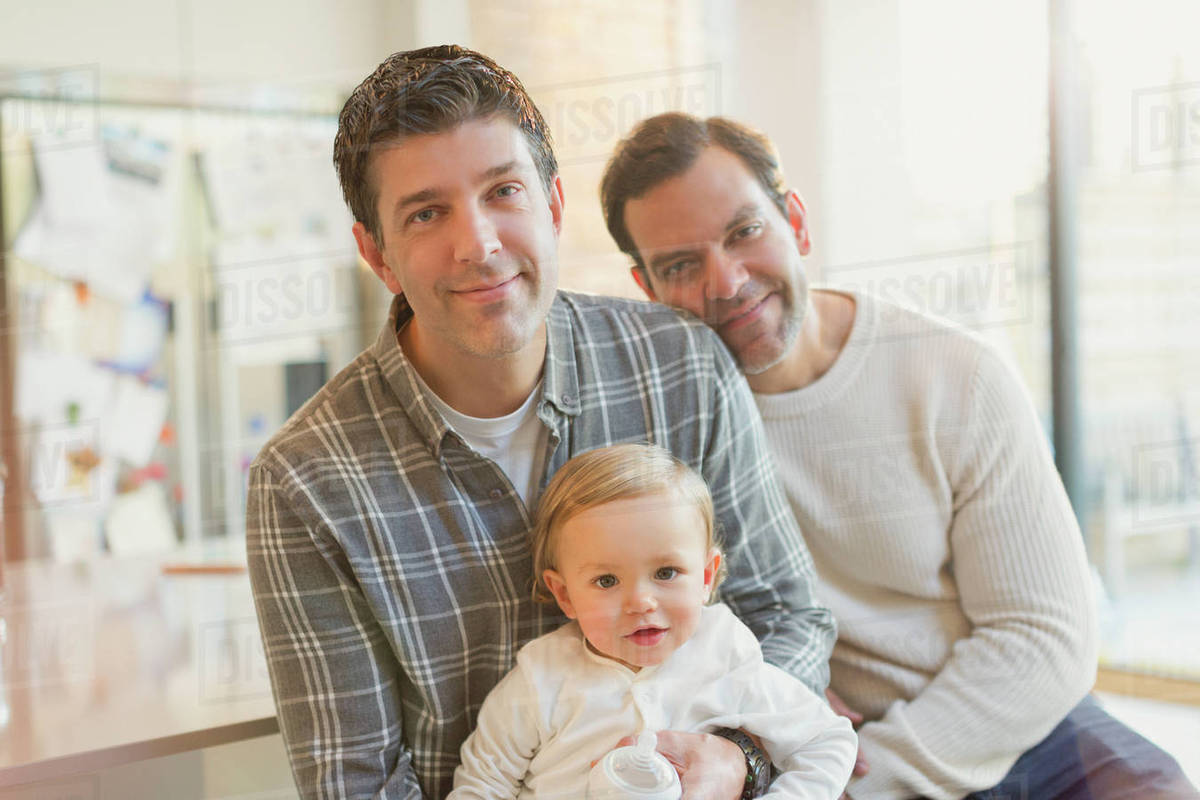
{"left": 2, "top": 0, "right": 406, "bottom": 94}
{"left": 2, "top": 0, "right": 825, "bottom": 298}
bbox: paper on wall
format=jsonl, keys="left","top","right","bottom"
{"left": 105, "top": 482, "right": 177, "bottom": 556}
{"left": 197, "top": 120, "right": 349, "bottom": 245}
{"left": 101, "top": 376, "right": 169, "bottom": 468}
{"left": 12, "top": 126, "right": 181, "bottom": 304}
{"left": 17, "top": 349, "right": 116, "bottom": 427}
{"left": 108, "top": 292, "right": 170, "bottom": 373}
{"left": 47, "top": 510, "right": 105, "bottom": 561}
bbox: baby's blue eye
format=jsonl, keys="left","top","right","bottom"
{"left": 595, "top": 574, "right": 618, "bottom": 589}
{"left": 655, "top": 567, "right": 679, "bottom": 581}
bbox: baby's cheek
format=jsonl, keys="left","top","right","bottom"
{"left": 576, "top": 612, "right": 613, "bottom": 641}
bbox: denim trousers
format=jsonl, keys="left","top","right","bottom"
{"left": 961, "top": 694, "right": 1198, "bottom": 800}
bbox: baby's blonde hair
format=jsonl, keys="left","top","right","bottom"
{"left": 530, "top": 443, "right": 721, "bottom": 604}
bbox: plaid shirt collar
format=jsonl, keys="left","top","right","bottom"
{"left": 370, "top": 293, "right": 582, "bottom": 458}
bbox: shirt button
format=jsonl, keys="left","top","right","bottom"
{"left": 560, "top": 393, "right": 572, "bottom": 405}
{"left": 489, "top": 488, "right": 503, "bottom": 499}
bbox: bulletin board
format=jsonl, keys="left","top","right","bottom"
{"left": 0, "top": 93, "right": 368, "bottom": 562}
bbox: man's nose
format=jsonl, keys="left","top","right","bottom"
{"left": 452, "top": 206, "right": 501, "bottom": 264}
{"left": 704, "top": 250, "right": 749, "bottom": 302}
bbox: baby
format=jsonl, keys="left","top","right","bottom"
{"left": 449, "top": 443, "right": 856, "bottom": 799}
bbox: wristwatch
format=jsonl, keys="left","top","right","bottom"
{"left": 712, "top": 727, "right": 771, "bottom": 799}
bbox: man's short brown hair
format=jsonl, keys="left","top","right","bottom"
{"left": 600, "top": 112, "right": 788, "bottom": 272}
{"left": 334, "top": 44, "right": 558, "bottom": 246}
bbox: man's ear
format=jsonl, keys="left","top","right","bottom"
{"left": 631, "top": 265, "right": 658, "bottom": 301}
{"left": 785, "top": 190, "right": 812, "bottom": 257}
{"left": 542, "top": 569, "right": 577, "bottom": 619}
{"left": 702, "top": 549, "right": 722, "bottom": 600}
{"left": 353, "top": 221, "right": 404, "bottom": 295}
{"left": 547, "top": 174, "right": 565, "bottom": 237}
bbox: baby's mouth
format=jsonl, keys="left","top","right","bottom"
{"left": 625, "top": 627, "right": 668, "bottom": 647}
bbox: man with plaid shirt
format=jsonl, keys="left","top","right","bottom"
{"left": 247, "top": 46, "right": 835, "bottom": 800}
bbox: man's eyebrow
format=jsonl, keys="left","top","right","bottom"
{"left": 725, "top": 203, "right": 762, "bottom": 231}
{"left": 389, "top": 160, "right": 523, "bottom": 226}
{"left": 393, "top": 188, "right": 437, "bottom": 220}
{"left": 479, "top": 160, "right": 520, "bottom": 182}
{"left": 645, "top": 203, "right": 762, "bottom": 274}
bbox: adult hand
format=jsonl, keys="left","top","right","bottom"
{"left": 825, "top": 687, "right": 869, "bottom": 780}
{"left": 615, "top": 730, "right": 746, "bottom": 800}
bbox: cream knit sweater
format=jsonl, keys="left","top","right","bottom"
{"left": 753, "top": 290, "right": 1097, "bottom": 800}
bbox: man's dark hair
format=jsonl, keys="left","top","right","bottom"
{"left": 600, "top": 112, "right": 788, "bottom": 272}
{"left": 334, "top": 44, "right": 557, "bottom": 246}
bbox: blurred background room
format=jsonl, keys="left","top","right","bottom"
{"left": 0, "top": 1, "right": 1197, "bottom": 797}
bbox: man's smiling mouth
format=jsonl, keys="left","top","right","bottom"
{"left": 453, "top": 274, "right": 520, "bottom": 301}
{"left": 714, "top": 293, "right": 771, "bottom": 329}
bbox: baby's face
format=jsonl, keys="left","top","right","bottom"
{"left": 542, "top": 492, "right": 720, "bottom": 672}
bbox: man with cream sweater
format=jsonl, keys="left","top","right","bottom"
{"left": 600, "top": 112, "right": 1198, "bottom": 799}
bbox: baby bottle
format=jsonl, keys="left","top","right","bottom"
{"left": 586, "top": 731, "right": 682, "bottom": 800}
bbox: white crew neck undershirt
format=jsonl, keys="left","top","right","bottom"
{"left": 408, "top": 362, "right": 549, "bottom": 510}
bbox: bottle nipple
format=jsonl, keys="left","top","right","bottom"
{"left": 610, "top": 732, "right": 665, "bottom": 789}
{"left": 587, "top": 730, "right": 682, "bottom": 799}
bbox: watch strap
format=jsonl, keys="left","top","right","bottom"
{"left": 711, "top": 727, "right": 770, "bottom": 799}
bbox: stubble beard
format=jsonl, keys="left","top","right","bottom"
{"left": 453, "top": 268, "right": 556, "bottom": 360}
{"left": 730, "top": 279, "right": 807, "bottom": 377}
{"left": 735, "top": 310, "right": 803, "bottom": 375}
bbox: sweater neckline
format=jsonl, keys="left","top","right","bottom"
{"left": 753, "top": 287, "right": 877, "bottom": 416}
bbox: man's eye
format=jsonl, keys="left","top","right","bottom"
{"left": 661, "top": 260, "right": 696, "bottom": 280}
{"left": 654, "top": 567, "right": 679, "bottom": 581}
{"left": 410, "top": 208, "right": 437, "bottom": 224}
{"left": 732, "top": 223, "right": 761, "bottom": 241}
{"left": 495, "top": 184, "right": 520, "bottom": 198}
{"left": 594, "top": 575, "right": 618, "bottom": 589}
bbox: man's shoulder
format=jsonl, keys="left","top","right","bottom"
{"left": 848, "top": 289, "right": 994, "bottom": 377}
{"left": 863, "top": 290, "right": 983, "bottom": 342}
{"left": 841, "top": 289, "right": 1036, "bottom": 438}
{"left": 249, "top": 347, "right": 393, "bottom": 479}
{"left": 553, "top": 290, "right": 721, "bottom": 347}
{"left": 550, "top": 291, "right": 738, "bottom": 387}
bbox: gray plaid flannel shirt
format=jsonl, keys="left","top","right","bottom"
{"left": 247, "top": 291, "right": 834, "bottom": 799}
